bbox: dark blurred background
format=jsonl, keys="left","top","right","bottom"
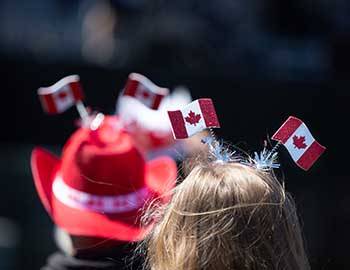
{"left": 0, "top": 0, "right": 349, "bottom": 269}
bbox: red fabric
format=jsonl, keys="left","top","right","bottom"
{"left": 123, "top": 79, "right": 138, "bottom": 97}
{"left": 31, "top": 148, "right": 58, "bottom": 213}
{"left": 70, "top": 81, "right": 84, "bottom": 101}
{"left": 152, "top": 94, "right": 163, "bottom": 110}
{"left": 31, "top": 116, "right": 177, "bottom": 240}
{"left": 40, "top": 94, "right": 58, "bottom": 114}
{"left": 272, "top": 116, "right": 303, "bottom": 144}
{"left": 60, "top": 118, "right": 146, "bottom": 195}
{"left": 167, "top": 110, "right": 188, "bottom": 139}
{"left": 297, "top": 140, "right": 326, "bottom": 171}
{"left": 198, "top": 99, "right": 220, "bottom": 128}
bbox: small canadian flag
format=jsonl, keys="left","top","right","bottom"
{"left": 272, "top": 116, "right": 326, "bottom": 170}
{"left": 38, "top": 75, "right": 84, "bottom": 114}
{"left": 167, "top": 98, "right": 220, "bottom": 139}
{"left": 123, "top": 73, "right": 169, "bottom": 110}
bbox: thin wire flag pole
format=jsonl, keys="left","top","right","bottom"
{"left": 209, "top": 128, "right": 215, "bottom": 138}
{"left": 75, "top": 101, "right": 90, "bottom": 125}
{"left": 208, "top": 128, "right": 218, "bottom": 142}
{"left": 266, "top": 141, "right": 282, "bottom": 160}
{"left": 208, "top": 127, "right": 221, "bottom": 150}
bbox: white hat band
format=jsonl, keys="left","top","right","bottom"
{"left": 52, "top": 177, "right": 151, "bottom": 214}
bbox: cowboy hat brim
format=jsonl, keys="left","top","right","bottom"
{"left": 31, "top": 147, "right": 177, "bottom": 241}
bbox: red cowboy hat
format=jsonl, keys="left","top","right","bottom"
{"left": 30, "top": 115, "right": 177, "bottom": 241}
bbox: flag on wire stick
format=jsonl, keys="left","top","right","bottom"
{"left": 123, "top": 73, "right": 169, "bottom": 110}
{"left": 38, "top": 75, "right": 84, "bottom": 114}
{"left": 168, "top": 98, "right": 220, "bottom": 139}
{"left": 272, "top": 116, "right": 326, "bottom": 170}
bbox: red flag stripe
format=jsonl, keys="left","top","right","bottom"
{"left": 124, "top": 79, "right": 138, "bottom": 96}
{"left": 296, "top": 140, "right": 326, "bottom": 171}
{"left": 272, "top": 116, "right": 303, "bottom": 144}
{"left": 168, "top": 110, "right": 188, "bottom": 139}
{"left": 70, "top": 81, "right": 84, "bottom": 101}
{"left": 40, "top": 94, "right": 57, "bottom": 114}
{"left": 198, "top": 99, "right": 220, "bottom": 128}
{"left": 152, "top": 94, "right": 163, "bottom": 110}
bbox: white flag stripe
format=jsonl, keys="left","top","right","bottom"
{"left": 284, "top": 123, "right": 315, "bottom": 161}
{"left": 129, "top": 73, "right": 168, "bottom": 95}
{"left": 182, "top": 100, "right": 206, "bottom": 137}
{"left": 37, "top": 75, "right": 80, "bottom": 95}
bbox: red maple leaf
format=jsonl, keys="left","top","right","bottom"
{"left": 292, "top": 135, "right": 307, "bottom": 149}
{"left": 58, "top": 91, "right": 68, "bottom": 100}
{"left": 142, "top": 90, "right": 150, "bottom": 99}
{"left": 185, "top": 110, "right": 201, "bottom": 126}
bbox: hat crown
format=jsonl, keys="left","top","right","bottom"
{"left": 60, "top": 116, "right": 146, "bottom": 196}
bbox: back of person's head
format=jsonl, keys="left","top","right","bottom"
{"left": 141, "top": 156, "right": 310, "bottom": 270}
{"left": 31, "top": 115, "right": 177, "bottom": 269}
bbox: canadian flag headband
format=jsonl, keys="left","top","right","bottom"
{"left": 167, "top": 98, "right": 220, "bottom": 139}
{"left": 271, "top": 116, "right": 326, "bottom": 171}
{"left": 37, "top": 75, "right": 93, "bottom": 128}
{"left": 167, "top": 99, "right": 326, "bottom": 171}
{"left": 123, "top": 73, "right": 169, "bottom": 110}
{"left": 38, "top": 75, "right": 84, "bottom": 115}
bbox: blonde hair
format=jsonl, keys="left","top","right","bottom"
{"left": 140, "top": 157, "right": 310, "bottom": 270}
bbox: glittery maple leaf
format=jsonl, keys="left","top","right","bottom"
{"left": 185, "top": 110, "right": 201, "bottom": 126}
{"left": 293, "top": 135, "right": 307, "bottom": 149}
